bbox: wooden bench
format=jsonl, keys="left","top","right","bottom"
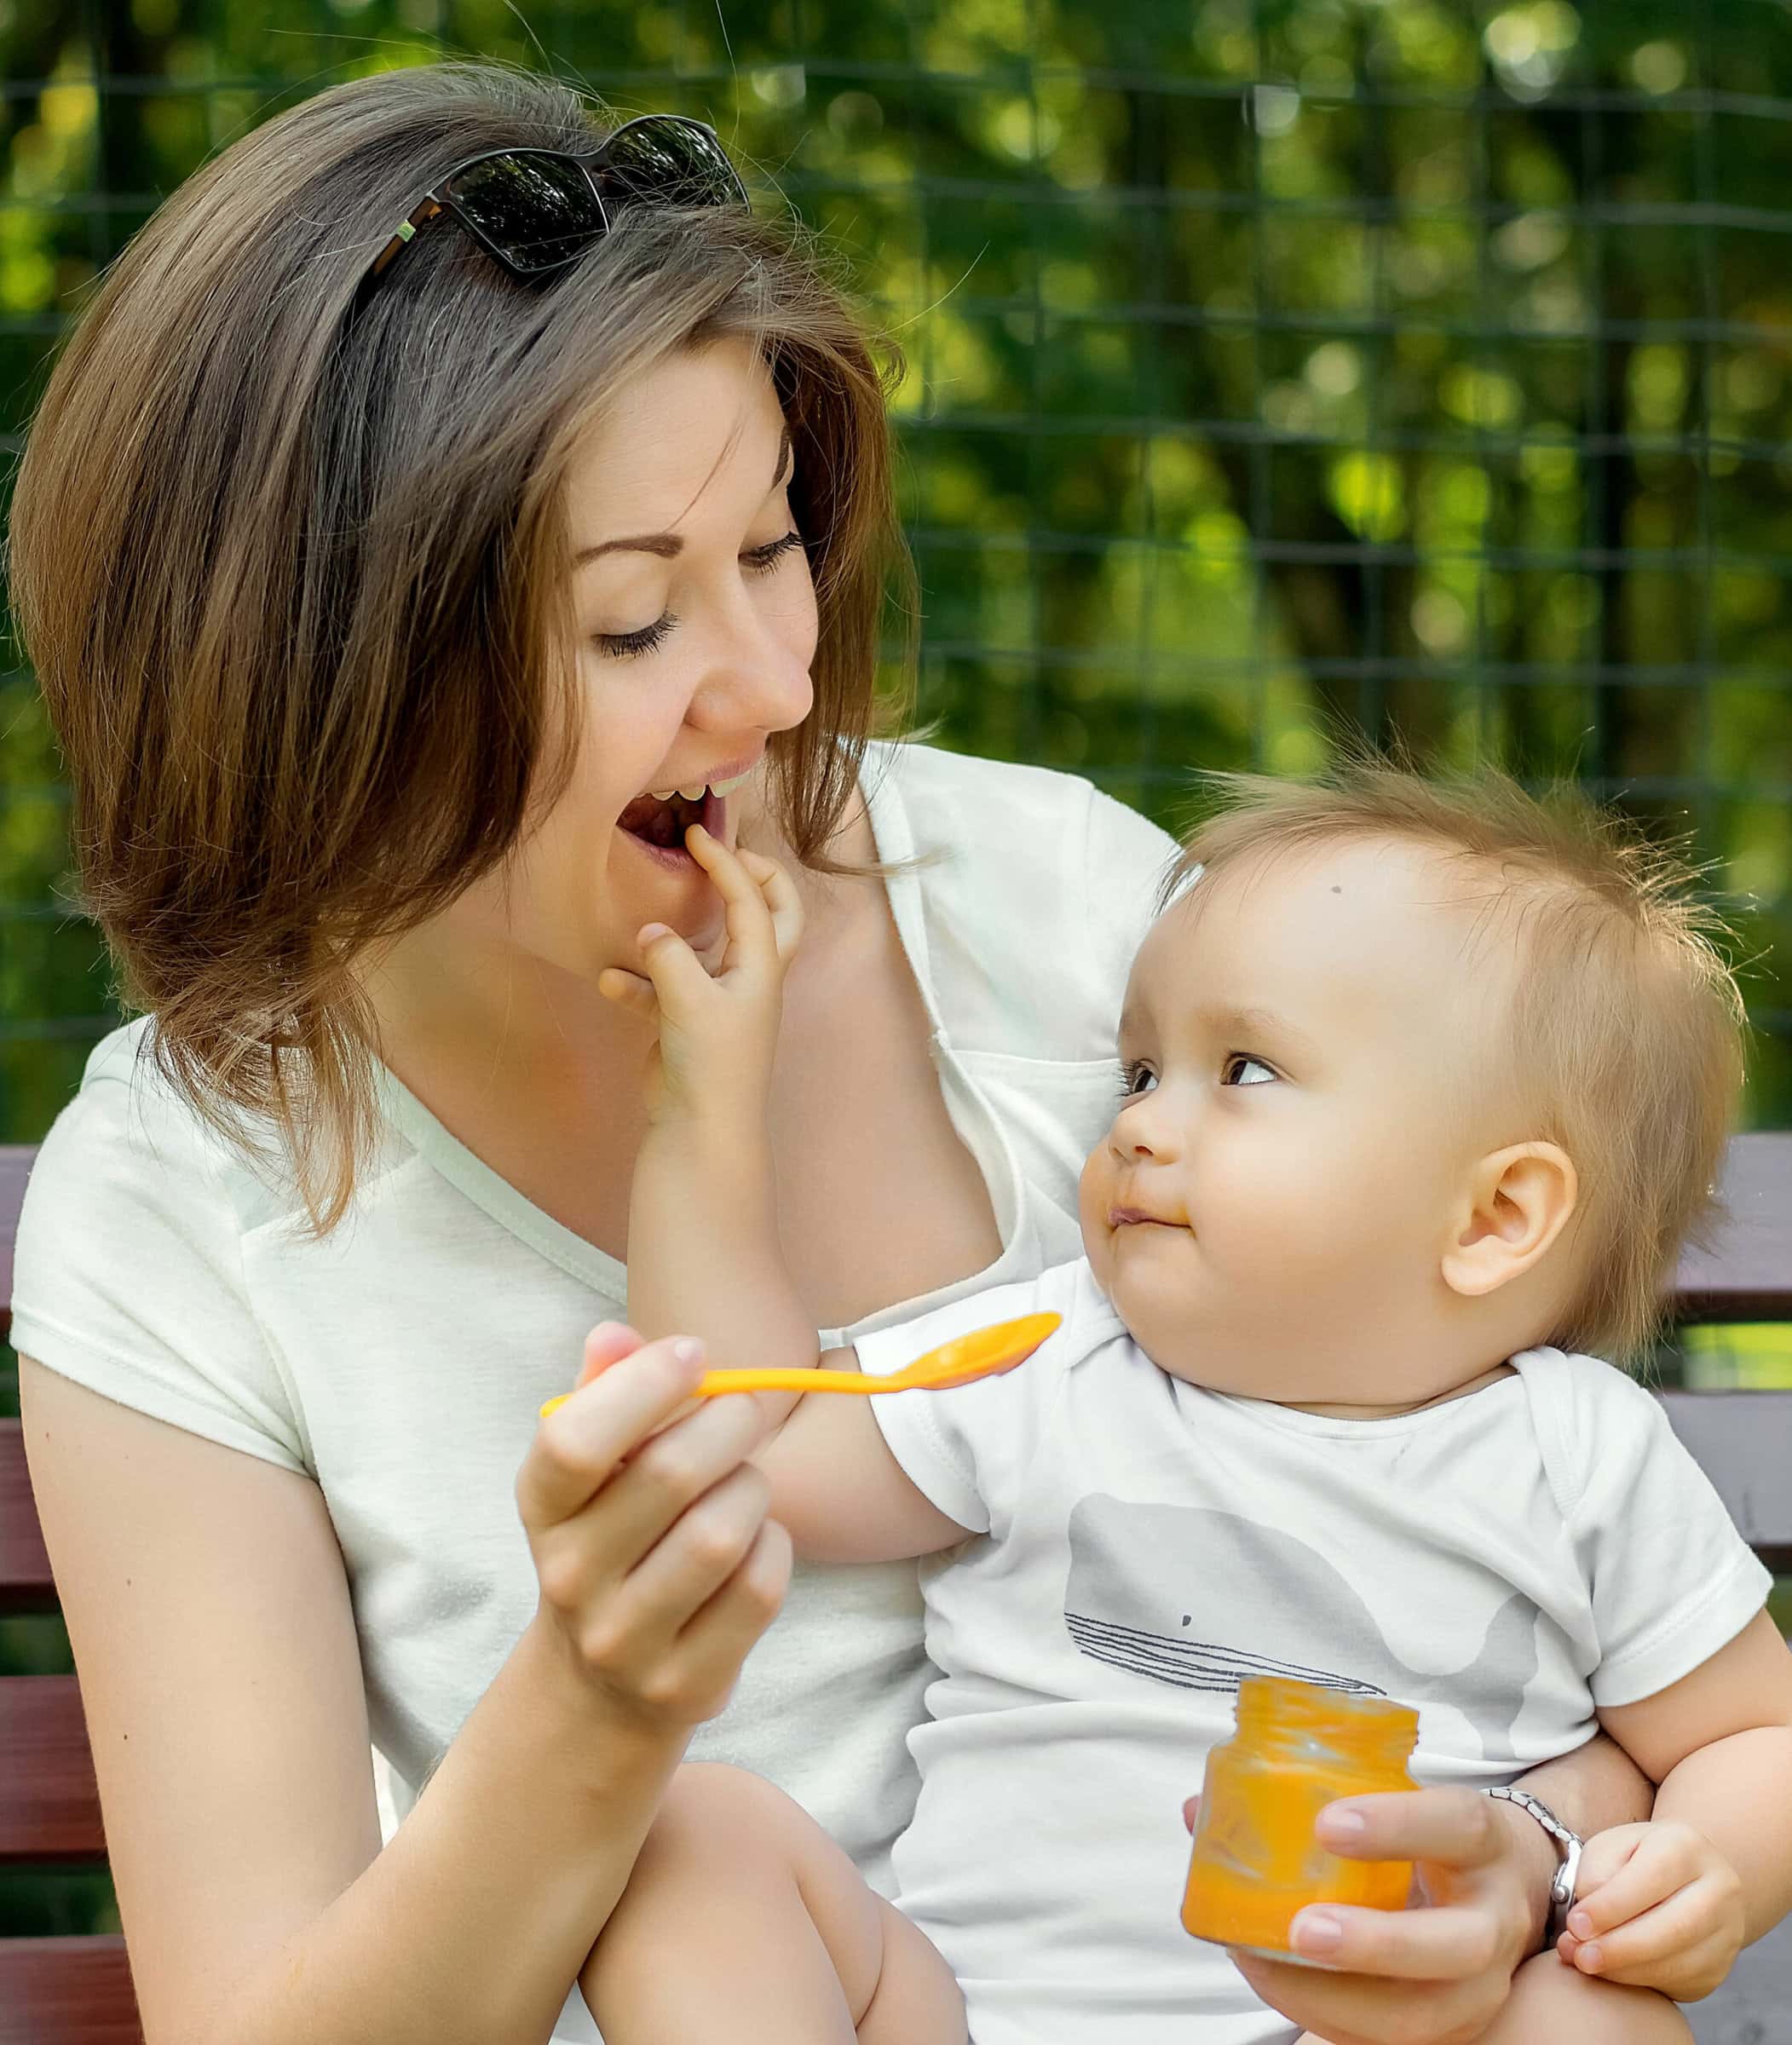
{"left": 3, "top": 1138, "right": 1789, "bottom": 2045}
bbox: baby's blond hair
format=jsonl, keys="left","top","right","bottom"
{"left": 1167, "top": 755, "right": 1748, "bottom": 1363}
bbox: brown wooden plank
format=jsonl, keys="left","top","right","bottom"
{"left": 0, "top": 1937, "right": 140, "bottom": 2044}
{"left": 0, "top": 1142, "right": 33, "bottom": 1350}
{"left": 0, "top": 1421, "right": 55, "bottom": 1616}
{"left": 1674, "top": 1131, "right": 1792, "bottom": 1322}
{"left": 0, "top": 1677, "right": 106, "bottom": 1864}
{"left": 1658, "top": 1390, "right": 1792, "bottom": 1573}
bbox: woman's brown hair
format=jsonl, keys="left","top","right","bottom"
{"left": 5, "top": 61, "right": 912, "bottom": 1228}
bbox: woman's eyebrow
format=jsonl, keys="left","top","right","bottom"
{"left": 572, "top": 424, "right": 794, "bottom": 567}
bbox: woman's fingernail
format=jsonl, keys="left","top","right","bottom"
{"left": 1292, "top": 1910, "right": 1345, "bottom": 1956}
{"left": 1317, "top": 1806, "right": 1368, "bottom": 1841}
{"left": 1576, "top": 1942, "right": 1603, "bottom": 1972}
{"left": 1568, "top": 1909, "right": 1593, "bottom": 1939}
{"left": 672, "top": 1338, "right": 704, "bottom": 1366}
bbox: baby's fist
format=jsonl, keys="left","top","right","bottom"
{"left": 1557, "top": 1819, "right": 1743, "bottom": 2001}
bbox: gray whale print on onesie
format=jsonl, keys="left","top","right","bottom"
{"left": 1063, "top": 1495, "right": 1541, "bottom": 1760}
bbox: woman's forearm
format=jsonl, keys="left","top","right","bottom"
{"left": 199, "top": 1617, "right": 687, "bottom": 2045}
{"left": 1516, "top": 1730, "right": 1653, "bottom": 1834}
{"left": 1504, "top": 1732, "right": 1655, "bottom": 1944}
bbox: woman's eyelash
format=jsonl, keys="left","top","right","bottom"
{"left": 594, "top": 533, "right": 804, "bottom": 660}
{"left": 596, "top": 611, "right": 679, "bottom": 660}
{"left": 745, "top": 529, "right": 804, "bottom": 573}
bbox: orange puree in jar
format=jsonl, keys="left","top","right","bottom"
{"left": 1182, "top": 1676, "right": 1419, "bottom": 1958}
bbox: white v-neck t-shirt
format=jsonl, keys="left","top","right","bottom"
{"left": 13, "top": 740, "right": 1175, "bottom": 2039}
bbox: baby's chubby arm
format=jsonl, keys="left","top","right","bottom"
{"left": 598, "top": 823, "right": 812, "bottom": 1380}
{"left": 1573, "top": 1608, "right": 1792, "bottom": 1998}
{"left": 599, "top": 825, "right": 969, "bottom": 1565}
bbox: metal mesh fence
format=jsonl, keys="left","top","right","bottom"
{"left": 1, "top": 0, "right": 1789, "bottom": 1133}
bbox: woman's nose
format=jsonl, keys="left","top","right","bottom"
{"left": 686, "top": 594, "right": 815, "bottom": 737}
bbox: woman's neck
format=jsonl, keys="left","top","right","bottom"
{"left": 357, "top": 791, "right": 872, "bottom": 1155}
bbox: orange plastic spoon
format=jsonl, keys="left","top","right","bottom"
{"left": 539, "top": 1311, "right": 1060, "bottom": 1419}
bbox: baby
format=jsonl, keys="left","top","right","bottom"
{"left": 577, "top": 758, "right": 1792, "bottom": 2045}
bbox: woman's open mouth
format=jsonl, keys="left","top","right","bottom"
{"left": 617, "top": 771, "right": 752, "bottom": 870}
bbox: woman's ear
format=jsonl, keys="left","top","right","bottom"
{"left": 1441, "top": 1142, "right": 1579, "bottom": 1300}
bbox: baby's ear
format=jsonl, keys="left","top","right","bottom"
{"left": 1441, "top": 1142, "right": 1578, "bottom": 1300}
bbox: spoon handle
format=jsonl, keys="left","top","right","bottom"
{"left": 696, "top": 1366, "right": 880, "bottom": 1396}
{"left": 539, "top": 1364, "right": 874, "bottom": 1418}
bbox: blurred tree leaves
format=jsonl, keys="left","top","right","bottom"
{"left": 0, "top": 0, "right": 1787, "bottom": 1123}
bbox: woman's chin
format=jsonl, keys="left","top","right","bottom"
{"left": 610, "top": 828, "right": 725, "bottom": 945}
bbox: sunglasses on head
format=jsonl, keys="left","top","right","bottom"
{"left": 358, "top": 113, "right": 748, "bottom": 300}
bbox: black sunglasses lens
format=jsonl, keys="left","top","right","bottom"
{"left": 445, "top": 152, "right": 604, "bottom": 273}
{"left": 597, "top": 118, "right": 746, "bottom": 210}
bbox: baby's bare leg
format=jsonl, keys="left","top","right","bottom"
{"left": 580, "top": 1761, "right": 965, "bottom": 2045}
{"left": 1294, "top": 1950, "right": 1692, "bottom": 2045}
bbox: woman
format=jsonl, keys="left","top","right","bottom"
{"left": 7, "top": 61, "right": 1652, "bottom": 2045}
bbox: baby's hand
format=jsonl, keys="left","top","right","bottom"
{"left": 598, "top": 825, "right": 803, "bottom": 1126}
{"left": 1557, "top": 1819, "right": 1743, "bottom": 2001}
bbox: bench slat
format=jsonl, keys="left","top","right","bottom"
{"left": 1674, "top": 1131, "right": 1792, "bottom": 1322}
{"left": 0, "top": 1678, "right": 107, "bottom": 1864}
{"left": 0, "top": 1421, "right": 55, "bottom": 1615}
{"left": 0, "top": 1938, "right": 140, "bottom": 2044}
{"left": 0, "top": 1141, "right": 32, "bottom": 1350}
{"left": 1658, "top": 1391, "right": 1792, "bottom": 1571}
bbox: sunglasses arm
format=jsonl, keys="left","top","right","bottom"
{"left": 366, "top": 193, "right": 449, "bottom": 286}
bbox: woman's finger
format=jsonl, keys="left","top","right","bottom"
{"left": 1283, "top": 1899, "right": 1505, "bottom": 1979}
{"left": 660, "top": 1517, "right": 794, "bottom": 1713}
{"left": 1316, "top": 1786, "right": 1506, "bottom": 1869}
{"left": 517, "top": 1335, "right": 706, "bottom": 1530}
{"left": 609, "top": 1464, "right": 769, "bottom": 1636}
{"left": 1182, "top": 1793, "right": 1201, "bottom": 1835}
{"left": 1229, "top": 1950, "right": 1478, "bottom": 2045}
{"left": 570, "top": 1390, "right": 775, "bottom": 1577}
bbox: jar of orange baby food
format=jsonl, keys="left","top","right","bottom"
{"left": 1182, "top": 1675, "right": 1420, "bottom": 1957}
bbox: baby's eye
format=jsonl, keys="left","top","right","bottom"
{"left": 1120, "top": 1063, "right": 1158, "bottom": 1099}
{"left": 1220, "top": 1054, "right": 1276, "bottom": 1087}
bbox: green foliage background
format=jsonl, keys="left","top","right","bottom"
{"left": 2, "top": 0, "right": 1792, "bottom": 1947}
{"left": 0, "top": 0, "right": 1789, "bottom": 1131}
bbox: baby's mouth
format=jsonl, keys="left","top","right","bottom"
{"left": 617, "top": 770, "right": 752, "bottom": 851}
{"left": 1109, "top": 1207, "right": 1184, "bottom": 1231}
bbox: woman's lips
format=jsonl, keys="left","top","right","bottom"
{"left": 618, "top": 787, "right": 729, "bottom": 873}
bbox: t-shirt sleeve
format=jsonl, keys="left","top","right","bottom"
{"left": 10, "top": 1042, "right": 309, "bottom": 1475}
{"left": 855, "top": 1262, "right": 1093, "bottom": 1536}
{"left": 1553, "top": 1358, "right": 1772, "bottom": 1709}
